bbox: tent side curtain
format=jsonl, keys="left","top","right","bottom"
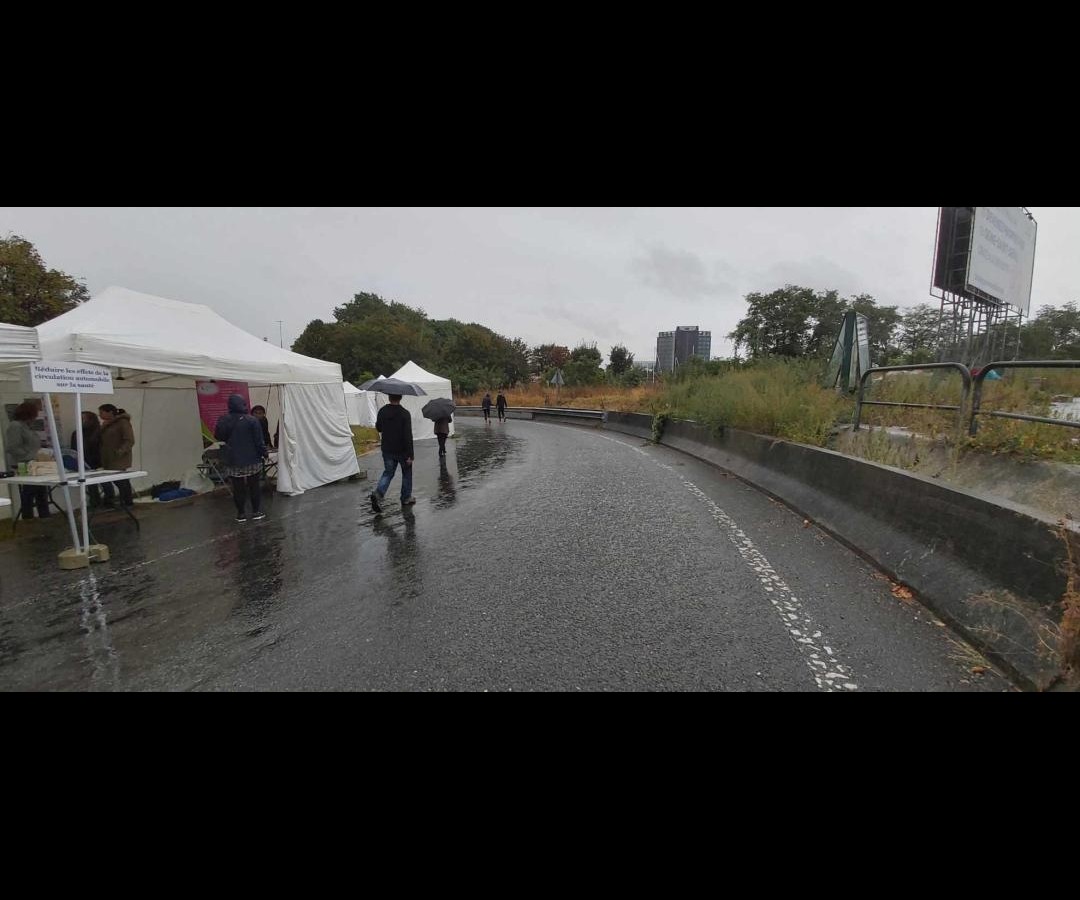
{"left": 277, "top": 382, "right": 359, "bottom": 495}
{"left": 0, "top": 323, "right": 41, "bottom": 363}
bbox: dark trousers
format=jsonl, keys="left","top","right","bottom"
{"left": 19, "top": 485, "right": 50, "bottom": 519}
{"left": 482, "top": 407, "right": 490, "bottom": 422}
{"left": 231, "top": 475, "right": 261, "bottom": 517}
{"left": 102, "top": 479, "right": 133, "bottom": 506}
{"left": 497, "top": 406, "right": 506, "bottom": 421}
{"left": 437, "top": 433, "right": 447, "bottom": 455}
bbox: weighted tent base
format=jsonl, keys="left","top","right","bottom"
{"left": 57, "top": 544, "right": 110, "bottom": 570}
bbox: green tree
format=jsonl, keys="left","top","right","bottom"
{"left": 530, "top": 343, "right": 571, "bottom": 375}
{"left": 895, "top": 304, "right": 941, "bottom": 364}
{"left": 607, "top": 344, "right": 634, "bottom": 376}
{"left": 0, "top": 234, "right": 89, "bottom": 327}
{"left": 1022, "top": 303, "right": 1080, "bottom": 359}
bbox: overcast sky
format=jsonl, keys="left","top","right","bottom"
{"left": 2, "top": 207, "right": 1076, "bottom": 362}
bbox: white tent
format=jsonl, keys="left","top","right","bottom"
{"left": 10, "top": 287, "right": 358, "bottom": 495}
{"left": 0, "top": 323, "right": 40, "bottom": 363}
{"left": 0, "top": 324, "right": 42, "bottom": 520}
{"left": 387, "top": 360, "right": 455, "bottom": 442}
{"left": 343, "top": 381, "right": 379, "bottom": 428}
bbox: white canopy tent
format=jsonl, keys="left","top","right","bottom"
{"left": 388, "top": 361, "right": 455, "bottom": 442}
{"left": 343, "top": 381, "right": 379, "bottom": 428}
{"left": 4, "top": 287, "right": 358, "bottom": 496}
{"left": 0, "top": 324, "right": 43, "bottom": 520}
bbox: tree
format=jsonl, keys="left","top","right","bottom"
{"left": 530, "top": 344, "right": 571, "bottom": 375}
{"left": 897, "top": 304, "right": 941, "bottom": 364}
{"left": 1022, "top": 303, "right": 1080, "bottom": 359}
{"left": 293, "top": 289, "right": 534, "bottom": 388}
{"left": 564, "top": 342, "right": 604, "bottom": 385}
{"left": 608, "top": 344, "right": 634, "bottom": 377}
{"left": 730, "top": 286, "right": 839, "bottom": 359}
{"left": 730, "top": 285, "right": 899, "bottom": 364}
{"left": 0, "top": 234, "right": 89, "bottom": 327}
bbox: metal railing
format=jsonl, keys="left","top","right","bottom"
{"left": 969, "top": 360, "right": 1080, "bottom": 435}
{"left": 853, "top": 363, "right": 972, "bottom": 436}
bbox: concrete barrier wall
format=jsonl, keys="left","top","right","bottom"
{"left": 603, "top": 412, "right": 1075, "bottom": 690}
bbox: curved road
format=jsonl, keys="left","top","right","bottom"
{"left": 0, "top": 420, "right": 1008, "bottom": 691}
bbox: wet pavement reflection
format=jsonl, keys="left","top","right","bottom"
{"left": 0, "top": 422, "right": 525, "bottom": 690}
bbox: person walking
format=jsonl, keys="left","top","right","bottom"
{"left": 434, "top": 415, "right": 451, "bottom": 456}
{"left": 370, "top": 394, "right": 414, "bottom": 513}
{"left": 496, "top": 392, "right": 507, "bottom": 423}
{"left": 481, "top": 392, "right": 492, "bottom": 424}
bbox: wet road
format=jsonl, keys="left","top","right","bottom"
{"left": 0, "top": 421, "right": 1009, "bottom": 691}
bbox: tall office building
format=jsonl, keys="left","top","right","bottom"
{"left": 655, "top": 326, "right": 711, "bottom": 373}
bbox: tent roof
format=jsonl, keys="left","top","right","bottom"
{"left": 390, "top": 360, "right": 451, "bottom": 387}
{"left": 343, "top": 381, "right": 362, "bottom": 394}
{"left": 0, "top": 323, "right": 41, "bottom": 362}
{"left": 36, "top": 287, "right": 342, "bottom": 384}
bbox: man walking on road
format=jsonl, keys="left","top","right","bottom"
{"left": 371, "top": 394, "right": 415, "bottom": 513}
{"left": 496, "top": 392, "right": 507, "bottom": 422}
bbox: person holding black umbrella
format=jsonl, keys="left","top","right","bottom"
{"left": 421, "top": 396, "right": 455, "bottom": 458}
{"left": 371, "top": 394, "right": 414, "bottom": 512}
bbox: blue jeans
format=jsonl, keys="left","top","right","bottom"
{"left": 376, "top": 454, "right": 412, "bottom": 500}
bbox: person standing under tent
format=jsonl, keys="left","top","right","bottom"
{"left": 215, "top": 394, "right": 268, "bottom": 523}
{"left": 70, "top": 410, "right": 103, "bottom": 508}
{"left": 98, "top": 404, "right": 136, "bottom": 508}
{"left": 251, "top": 405, "right": 273, "bottom": 449}
{"left": 5, "top": 402, "right": 49, "bottom": 519}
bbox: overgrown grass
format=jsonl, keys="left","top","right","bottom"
{"left": 861, "top": 368, "right": 1080, "bottom": 462}
{"left": 457, "top": 382, "right": 663, "bottom": 412}
{"left": 659, "top": 358, "right": 846, "bottom": 446}
{"left": 351, "top": 426, "right": 378, "bottom": 454}
{"left": 454, "top": 362, "right": 1080, "bottom": 462}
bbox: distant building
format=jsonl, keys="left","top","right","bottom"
{"left": 655, "top": 326, "right": 711, "bottom": 373}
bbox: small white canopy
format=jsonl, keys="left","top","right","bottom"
{"left": 387, "top": 360, "right": 455, "bottom": 441}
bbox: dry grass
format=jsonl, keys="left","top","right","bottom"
{"left": 456, "top": 383, "right": 664, "bottom": 413}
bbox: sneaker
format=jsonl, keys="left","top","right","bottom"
{"left": 402, "top": 497, "right": 416, "bottom": 505}
{"left": 369, "top": 491, "right": 383, "bottom": 513}
{"left": 251, "top": 512, "right": 266, "bottom": 521}
{"left": 236, "top": 515, "right": 247, "bottom": 523}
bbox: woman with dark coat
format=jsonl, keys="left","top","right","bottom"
{"left": 214, "top": 394, "right": 268, "bottom": 523}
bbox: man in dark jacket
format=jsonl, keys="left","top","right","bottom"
{"left": 371, "top": 394, "right": 414, "bottom": 512}
{"left": 214, "top": 394, "right": 268, "bottom": 523}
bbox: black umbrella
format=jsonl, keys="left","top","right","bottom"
{"left": 357, "top": 376, "right": 385, "bottom": 390}
{"left": 368, "top": 377, "right": 427, "bottom": 397}
{"left": 421, "top": 397, "right": 456, "bottom": 421}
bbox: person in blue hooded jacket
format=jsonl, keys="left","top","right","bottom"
{"left": 214, "top": 394, "right": 267, "bottom": 523}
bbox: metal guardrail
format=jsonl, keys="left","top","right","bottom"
{"left": 969, "top": 360, "right": 1080, "bottom": 435}
{"left": 853, "top": 363, "right": 972, "bottom": 435}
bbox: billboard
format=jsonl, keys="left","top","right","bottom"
{"left": 967, "top": 207, "right": 1037, "bottom": 315}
